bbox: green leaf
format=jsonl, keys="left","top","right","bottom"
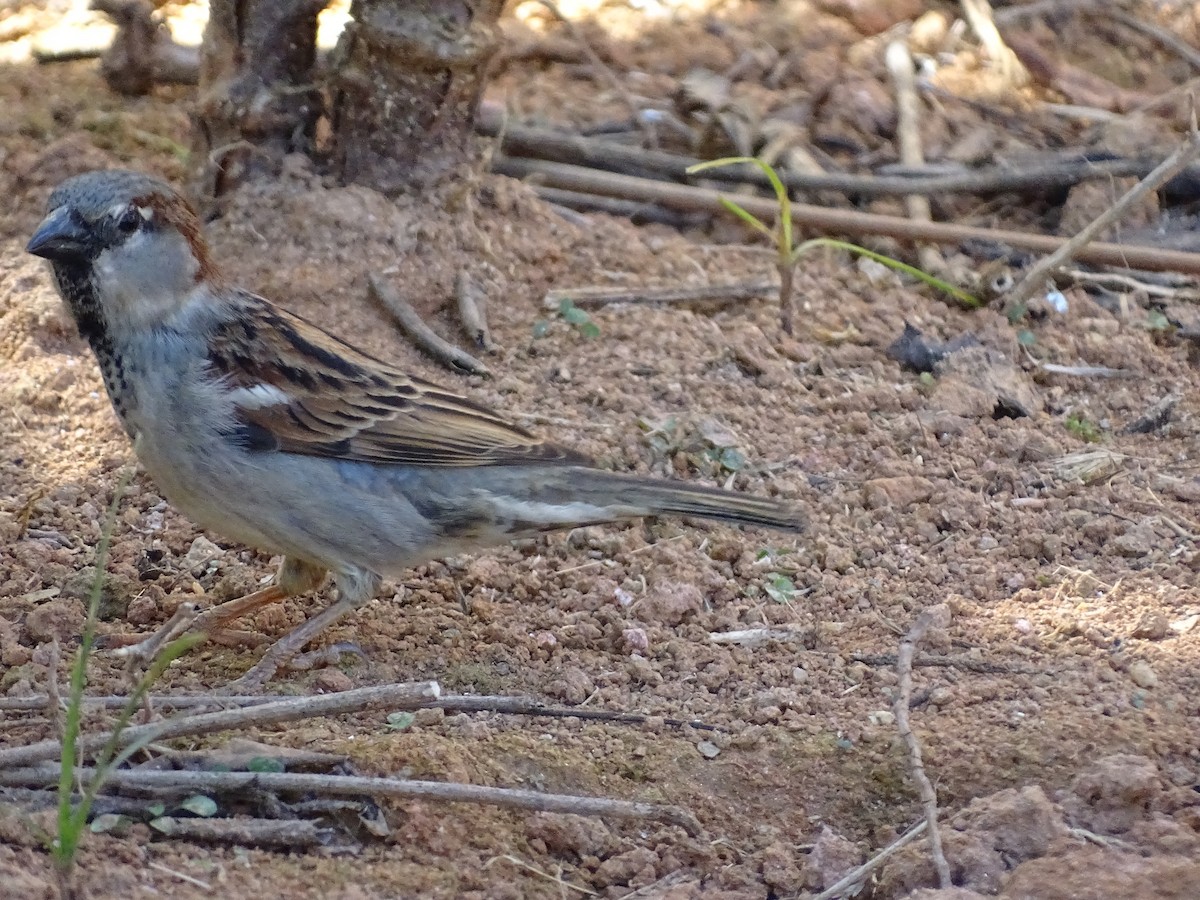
{"left": 1016, "top": 329, "right": 1037, "bottom": 347}
{"left": 1145, "top": 309, "right": 1170, "bottom": 331}
{"left": 178, "top": 795, "right": 218, "bottom": 818}
{"left": 562, "top": 306, "right": 591, "bottom": 326}
{"left": 146, "top": 802, "right": 165, "bottom": 818}
{"left": 577, "top": 321, "right": 601, "bottom": 340}
{"left": 385, "top": 711, "right": 416, "bottom": 732}
{"left": 247, "top": 756, "right": 285, "bottom": 774}
{"left": 89, "top": 814, "right": 130, "bottom": 835}
{"left": 764, "top": 573, "right": 797, "bottom": 604}
{"left": 718, "top": 447, "right": 746, "bottom": 472}
{"left": 716, "top": 197, "right": 774, "bottom": 240}
{"left": 794, "top": 237, "right": 981, "bottom": 309}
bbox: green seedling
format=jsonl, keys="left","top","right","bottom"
{"left": 686, "top": 156, "right": 980, "bottom": 333}
{"left": 1064, "top": 413, "right": 1102, "bottom": 443}
{"left": 531, "top": 297, "right": 601, "bottom": 341}
{"left": 763, "top": 572, "right": 799, "bottom": 605}
{"left": 52, "top": 467, "right": 201, "bottom": 897}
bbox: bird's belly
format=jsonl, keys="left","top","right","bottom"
{"left": 130, "top": 429, "right": 456, "bottom": 575}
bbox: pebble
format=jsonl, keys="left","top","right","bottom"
{"left": 696, "top": 740, "right": 721, "bottom": 759}
{"left": 1129, "top": 660, "right": 1157, "bottom": 689}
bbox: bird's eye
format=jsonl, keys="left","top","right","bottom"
{"left": 117, "top": 206, "right": 143, "bottom": 234}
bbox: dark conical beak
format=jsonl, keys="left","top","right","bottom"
{"left": 26, "top": 206, "right": 92, "bottom": 263}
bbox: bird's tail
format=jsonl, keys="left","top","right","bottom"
{"left": 496, "top": 468, "right": 805, "bottom": 534}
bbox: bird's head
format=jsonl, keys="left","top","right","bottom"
{"left": 26, "top": 169, "right": 219, "bottom": 339}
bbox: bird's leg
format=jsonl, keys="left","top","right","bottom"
{"left": 104, "top": 557, "right": 327, "bottom": 666}
{"left": 109, "top": 586, "right": 288, "bottom": 664}
{"left": 223, "top": 595, "right": 360, "bottom": 693}
{"left": 224, "top": 569, "right": 380, "bottom": 693}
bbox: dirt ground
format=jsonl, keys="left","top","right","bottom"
{"left": 3, "top": 1, "right": 1200, "bottom": 898}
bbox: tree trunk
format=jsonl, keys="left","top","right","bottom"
{"left": 329, "top": 0, "right": 505, "bottom": 196}
{"left": 192, "top": 0, "right": 326, "bottom": 203}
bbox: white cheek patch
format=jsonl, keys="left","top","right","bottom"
{"left": 228, "top": 383, "right": 292, "bottom": 409}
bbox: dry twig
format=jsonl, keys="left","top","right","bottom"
{"left": 960, "top": 0, "right": 1031, "bottom": 88}
{"left": 455, "top": 271, "right": 496, "bottom": 352}
{"left": 812, "top": 819, "right": 929, "bottom": 900}
{"left": 0, "top": 681, "right": 441, "bottom": 769}
{"left": 886, "top": 41, "right": 944, "bottom": 274}
{"left": 542, "top": 282, "right": 776, "bottom": 310}
{"left": 1108, "top": 9, "right": 1200, "bottom": 71}
{"left": 494, "top": 157, "right": 1200, "bottom": 275}
{"left": 368, "top": 274, "right": 490, "bottom": 376}
{"left": 479, "top": 115, "right": 1194, "bottom": 199}
{"left": 1006, "top": 125, "right": 1200, "bottom": 309}
{"left": 0, "top": 766, "right": 702, "bottom": 836}
{"left": 894, "top": 604, "right": 953, "bottom": 888}
{"left": 148, "top": 816, "right": 324, "bottom": 848}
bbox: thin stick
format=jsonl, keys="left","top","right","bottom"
{"left": 149, "top": 816, "right": 323, "bottom": 848}
{"left": 368, "top": 274, "right": 490, "bottom": 376}
{"left": 851, "top": 652, "right": 1043, "bottom": 676}
{"left": 886, "top": 40, "right": 944, "bottom": 274}
{"left": 46, "top": 638, "right": 63, "bottom": 741}
{"left": 0, "top": 681, "right": 441, "bottom": 769}
{"left": 812, "top": 819, "right": 929, "bottom": 900}
{"left": 146, "top": 861, "right": 213, "bottom": 891}
{"left": 1110, "top": 10, "right": 1200, "bottom": 71}
{"left": 455, "top": 271, "right": 496, "bottom": 352}
{"left": 534, "top": 185, "right": 697, "bottom": 227}
{"left": 0, "top": 766, "right": 702, "bottom": 837}
{"left": 0, "top": 691, "right": 720, "bottom": 730}
{"left": 433, "top": 694, "right": 721, "bottom": 732}
{"left": 1006, "top": 126, "right": 1200, "bottom": 308}
{"left": 542, "top": 282, "right": 777, "bottom": 309}
{"left": 894, "top": 605, "right": 953, "bottom": 888}
{"left": 960, "top": 0, "right": 1031, "bottom": 88}
{"left": 478, "top": 115, "right": 1193, "bottom": 199}
{"left": 486, "top": 855, "right": 597, "bottom": 896}
{"left": 493, "top": 157, "right": 1200, "bottom": 275}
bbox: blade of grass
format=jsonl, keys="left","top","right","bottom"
{"left": 795, "top": 237, "right": 980, "bottom": 308}
{"left": 54, "top": 465, "right": 134, "bottom": 874}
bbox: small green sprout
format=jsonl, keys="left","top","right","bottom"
{"left": 686, "top": 156, "right": 980, "bottom": 333}
{"left": 1064, "top": 413, "right": 1102, "bottom": 443}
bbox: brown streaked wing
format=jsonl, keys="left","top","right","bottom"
{"left": 208, "top": 294, "right": 590, "bottom": 467}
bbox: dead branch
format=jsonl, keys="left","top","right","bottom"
{"left": 0, "top": 681, "right": 441, "bottom": 769}
{"left": 149, "top": 816, "right": 324, "bottom": 848}
{"left": 479, "top": 114, "right": 1190, "bottom": 198}
{"left": 886, "top": 40, "right": 944, "bottom": 275}
{"left": 0, "top": 691, "right": 721, "bottom": 731}
{"left": 0, "top": 766, "right": 702, "bottom": 837}
{"left": 535, "top": 186, "right": 700, "bottom": 227}
{"left": 812, "top": 819, "right": 929, "bottom": 900}
{"left": 455, "top": 271, "right": 496, "bottom": 352}
{"left": 494, "top": 156, "right": 1200, "bottom": 275}
{"left": 894, "top": 604, "right": 953, "bottom": 889}
{"left": 960, "top": 0, "right": 1031, "bottom": 89}
{"left": 1006, "top": 126, "right": 1200, "bottom": 309}
{"left": 850, "top": 653, "right": 1044, "bottom": 675}
{"left": 543, "top": 282, "right": 776, "bottom": 310}
{"left": 368, "top": 274, "right": 490, "bottom": 377}
{"left": 1109, "top": 9, "right": 1200, "bottom": 71}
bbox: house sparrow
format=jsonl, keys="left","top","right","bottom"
{"left": 27, "top": 169, "right": 804, "bottom": 690}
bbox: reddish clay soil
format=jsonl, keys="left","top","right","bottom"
{"left": 2, "top": 2, "right": 1200, "bottom": 898}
